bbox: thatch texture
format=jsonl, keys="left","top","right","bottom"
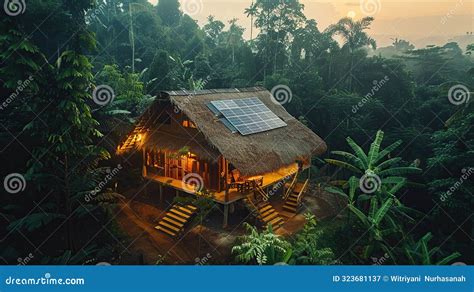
{"left": 143, "top": 130, "right": 220, "bottom": 162}
{"left": 160, "top": 87, "right": 327, "bottom": 176}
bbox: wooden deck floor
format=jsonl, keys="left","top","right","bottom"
{"left": 145, "top": 163, "right": 299, "bottom": 205}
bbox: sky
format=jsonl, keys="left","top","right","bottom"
{"left": 149, "top": 0, "right": 474, "bottom": 48}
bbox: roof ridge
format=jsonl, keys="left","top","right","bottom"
{"left": 162, "top": 87, "right": 266, "bottom": 97}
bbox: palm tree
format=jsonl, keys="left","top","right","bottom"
{"left": 326, "top": 17, "right": 376, "bottom": 90}
{"left": 227, "top": 18, "right": 244, "bottom": 65}
{"left": 244, "top": 1, "right": 258, "bottom": 42}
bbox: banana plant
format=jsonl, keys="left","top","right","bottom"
{"left": 403, "top": 232, "right": 461, "bottom": 265}
{"left": 326, "top": 130, "right": 422, "bottom": 220}
{"left": 347, "top": 197, "right": 400, "bottom": 261}
{"left": 326, "top": 130, "right": 421, "bottom": 183}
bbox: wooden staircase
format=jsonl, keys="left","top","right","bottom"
{"left": 155, "top": 204, "right": 198, "bottom": 237}
{"left": 244, "top": 197, "right": 285, "bottom": 230}
{"left": 282, "top": 179, "right": 309, "bottom": 214}
{"left": 117, "top": 117, "right": 148, "bottom": 152}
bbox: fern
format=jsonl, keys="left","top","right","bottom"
{"left": 8, "top": 213, "right": 66, "bottom": 232}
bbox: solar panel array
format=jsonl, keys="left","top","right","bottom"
{"left": 207, "top": 97, "right": 287, "bottom": 136}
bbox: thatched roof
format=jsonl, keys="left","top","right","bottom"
{"left": 155, "top": 87, "right": 327, "bottom": 176}
{"left": 143, "top": 130, "right": 221, "bottom": 162}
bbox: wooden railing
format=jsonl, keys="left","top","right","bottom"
{"left": 255, "top": 185, "right": 269, "bottom": 202}
{"left": 283, "top": 171, "right": 298, "bottom": 200}
{"left": 296, "top": 178, "right": 310, "bottom": 205}
{"left": 244, "top": 196, "right": 259, "bottom": 215}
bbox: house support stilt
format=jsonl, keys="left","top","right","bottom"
{"left": 223, "top": 204, "right": 229, "bottom": 228}
{"left": 159, "top": 184, "right": 163, "bottom": 205}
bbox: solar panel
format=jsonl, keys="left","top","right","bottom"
{"left": 209, "top": 97, "right": 287, "bottom": 135}
{"left": 219, "top": 118, "right": 238, "bottom": 133}
{"left": 207, "top": 103, "right": 221, "bottom": 116}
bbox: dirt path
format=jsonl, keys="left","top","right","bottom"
{"left": 114, "top": 184, "right": 342, "bottom": 264}
{"left": 116, "top": 201, "right": 195, "bottom": 264}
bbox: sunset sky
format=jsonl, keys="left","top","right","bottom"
{"left": 148, "top": 0, "right": 474, "bottom": 47}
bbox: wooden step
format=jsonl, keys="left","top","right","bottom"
{"left": 155, "top": 226, "right": 177, "bottom": 237}
{"left": 167, "top": 212, "right": 187, "bottom": 223}
{"left": 257, "top": 202, "right": 270, "bottom": 208}
{"left": 287, "top": 197, "right": 298, "bottom": 202}
{"left": 283, "top": 205, "right": 297, "bottom": 213}
{"left": 285, "top": 201, "right": 298, "bottom": 207}
{"left": 155, "top": 204, "right": 198, "bottom": 237}
{"left": 177, "top": 206, "right": 193, "bottom": 214}
{"left": 158, "top": 221, "right": 180, "bottom": 233}
{"left": 261, "top": 208, "right": 275, "bottom": 218}
{"left": 162, "top": 217, "right": 184, "bottom": 228}
{"left": 259, "top": 205, "right": 272, "bottom": 213}
{"left": 293, "top": 183, "right": 304, "bottom": 194}
{"left": 267, "top": 217, "right": 284, "bottom": 227}
{"left": 169, "top": 209, "right": 191, "bottom": 219}
{"left": 186, "top": 205, "right": 197, "bottom": 211}
{"left": 262, "top": 212, "right": 278, "bottom": 223}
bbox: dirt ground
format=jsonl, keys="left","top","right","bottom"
{"left": 115, "top": 182, "right": 343, "bottom": 265}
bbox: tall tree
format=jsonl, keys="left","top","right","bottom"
{"left": 156, "top": 0, "right": 182, "bottom": 26}
{"left": 25, "top": 0, "right": 110, "bottom": 252}
{"left": 326, "top": 17, "right": 376, "bottom": 90}
{"left": 246, "top": 0, "right": 306, "bottom": 76}
{"left": 226, "top": 18, "right": 245, "bottom": 64}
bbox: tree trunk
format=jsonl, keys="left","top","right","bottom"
{"left": 64, "top": 154, "right": 76, "bottom": 252}
{"left": 349, "top": 51, "right": 354, "bottom": 91}
{"left": 129, "top": 4, "right": 135, "bottom": 73}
